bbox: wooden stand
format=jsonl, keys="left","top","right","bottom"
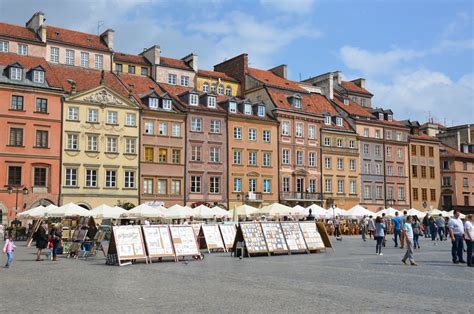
{"left": 260, "top": 222, "right": 289, "bottom": 256}
{"left": 219, "top": 224, "right": 236, "bottom": 252}
{"left": 169, "top": 225, "right": 201, "bottom": 261}
{"left": 232, "top": 222, "right": 269, "bottom": 258}
{"left": 142, "top": 225, "right": 177, "bottom": 263}
{"left": 316, "top": 222, "right": 334, "bottom": 252}
{"left": 280, "top": 222, "right": 309, "bottom": 254}
{"left": 198, "top": 225, "right": 226, "bottom": 253}
{"left": 107, "top": 225, "right": 148, "bottom": 266}
{"left": 299, "top": 222, "right": 326, "bottom": 253}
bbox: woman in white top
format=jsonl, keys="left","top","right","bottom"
{"left": 464, "top": 214, "right": 473, "bottom": 267}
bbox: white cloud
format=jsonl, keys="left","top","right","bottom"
{"left": 260, "top": 0, "right": 315, "bottom": 14}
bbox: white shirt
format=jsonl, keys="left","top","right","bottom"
{"left": 465, "top": 221, "right": 474, "bottom": 239}
{"left": 448, "top": 218, "right": 464, "bottom": 235}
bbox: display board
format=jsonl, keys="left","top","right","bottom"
{"left": 219, "top": 224, "right": 237, "bottom": 250}
{"left": 316, "top": 222, "right": 333, "bottom": 250}
{"left": 108, "top": 225, "right": 147, "bottom": 265}
{"left": 299, "top": 222, "right": 325, "bottom": 250}
{"left": 191, "top": 223, "right": 202, "bottom": 238}
{"left": 199, "top": 225, "right": 225, "bottom": 252}
{"left": 142, "top": 225, "right": 176, "bottom": 260}
{"left": 169, "top": 225, "right": 200, "bottom": 257}
{"left": 280, "top": 222, "right": 308, "bottom": 253}
{"left": 236, "top": 222, "right": 268, "bottom": 255}
{"left": 260, "top": 222, "right": 289, "bottom": 254}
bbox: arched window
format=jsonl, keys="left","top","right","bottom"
{"left": 218, "top": 84, "right": 224, "bottom": 95}
{"left": 225, "top": 86, "right": 232, "bottom": 96}
{"left": 202, "top": 82, "right": 209, "bottom": 92}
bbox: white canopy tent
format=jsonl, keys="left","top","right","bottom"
{"left": 445, "top": 210, "right": 466, "bottom": 219}
{"left": 232, "top": 204, "right": 257, "bottom": 218}
{"left": 47, "top": 203, "right": 95, "bottom": 218}
{"left": 165, "top": 204, "right": 196, "bottom": 219}
{"left": 193, "top": 204, "right": 214, "bottom": 219}
{"left": 406, "top": 208, "right": 427, "bottom": 219}
{"left": 376, "top": 207, "right": 400, "bottom": 218}
{"left": 17, "top": 205, "right": 45, "bottom": 219}
{"left": 325, "top": 207, "right": 346, "bottom": 219}
{"left": 428, "top": 208, "right": 443, "bottom": 216}
{"left": 90, "top": 204, "right": 126, "bottom": 219}
{"left": 209, "top": 206, "right": 231, "bottom": 219}
{"left": 254, "top": 203, "right": 301, "bottom": 217}
{"left": 345, "top": 205, "right": 374, "bottom": 219}
{"left": 305, "top": 204, "right": 327, "bottom": 218}
{"left": 124, "top": 204, "right": 166, "bottom": 219}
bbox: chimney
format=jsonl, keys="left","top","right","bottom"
{"left": 26, "top": 11, "right": 46, "bottom": 43}
{"left": 269, "top": 64, "right": 287, "bottom": 79}
{"left": 351, "top": 78, "right": 366, "bottom": 89}
{"left": 182, "top": 53, "right": 198, "bottom": 72}
{"left": 140, "top": 45, "right": 161, "bottom": 80}
{"left": 333, "top": 71, "right": 342, "bottom": 85}
{"left": 328, "top": 73, "right": 334, "bottom": 100}
{"left": 100, "top": 28, "right": 115, "bottom": 51}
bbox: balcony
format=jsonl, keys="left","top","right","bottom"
{"left": 280, "top": 191, "right": 322, "bottom": 201}
{"left": 242, "top": 192, "right": 264, "bottom": 203}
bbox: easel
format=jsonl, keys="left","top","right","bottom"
{"left": 107, "top": 226, "right": 148, "bottom": 266}
{"left": 298, "top": 222, "right": 326, "bottom": 253}
{"left": 260, "top": 222, "right": 289, "bottom": 256}
{"left": 142, "top": 225, "right": 177, "bottom": 263}
{"left": 280, "top": 222, "right": 309, "bottom": 255}
{"left": 169, "top": 225, "right": 201, "bottom": 262}
{"left": 198, "top": 225, "right": 226, "bottom": 253}
{"left": 232, "top": 222, "right": 269, "bottom": 258}
{"left": 316, "top": 222, "right": 334, "bottom": 252}
{"left": 218, "top": 224, "right": 236, "bottom": 252}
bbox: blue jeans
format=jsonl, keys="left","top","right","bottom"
{"left": 466, "top": 240, "right": 473, "bottom": 266}
{"left": 393, "top": 229, "right": 401, "bottom": 247}
{"left": 413, "top": 233, "right": 420, "bottom": 248}
{"left": 452, "top": 234, "right": 464, "bottom": 262}
{"left": 5, "top": 252, "right": 13, "bottom": 267}
{"left": 438, "top": 227, "right": 445, "bottom": 241}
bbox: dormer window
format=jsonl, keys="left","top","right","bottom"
{"left": 289, "top": 95, "right": 302, "bottom": 109}
{"left": 162, "top": 99, "right": 172, "bottom": 110}
{"left": 202, "top": 82, "right": 209, "bottom": 93}
{"left": 324, "top": 116, "right": 331, "bottom": 125}
{"left": 336, "top": 117, "right": 343, "bottom": 126}
{"left": 229, "top": 101, "right": 237, "bottom": 113}
{"left": 244, "top": 103, "right": 252, "bottom": 115}
{"left": 258, "top": 105, "right": 265, "bottom": 117}
{"left": 225, "top": 86, "right": 232, "bottom": 96}
{"left": 189, "top": 94, "right": 199, "bottom": 106}
{"left": 10, "top": 67, "right": 22, "bottom": 80}
{"left": 149, "top": 97, "right": 159, "bottom": 109}
{"left": 207, "top": 96, "right": 216, "bottom": 108}
{"left": 378, "top": 113, "right": 384, "bottom": 120}
{"left": 343, "top": 99, "right": 349, "bottom": 105}
{"left": 218, "top": 84, "right": 224, "bottom": 95}
{"left": 33, "top": 70, "right": 45, "bottom": 83}
{"left": 294, "top": 97, "right": 302, "bottom": 108}
{"left": 210, "top": 83, "right": 217, "bottom": 93}
{"left": 388, "top": 114, "right": 393, "bottom": 121}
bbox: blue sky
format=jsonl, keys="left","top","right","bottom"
{"left": 1, "top": 0, "right": 472, "bottom": 124}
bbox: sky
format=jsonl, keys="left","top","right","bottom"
{"left": 0, "top": 0, "right": 472, "bottom": 125}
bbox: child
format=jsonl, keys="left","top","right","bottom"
{"left": 3, "top": 234, "right": 16, "bottom": 268}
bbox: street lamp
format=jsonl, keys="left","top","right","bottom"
{"left": 7, "top": 185, "right": 29, "bottom": 220}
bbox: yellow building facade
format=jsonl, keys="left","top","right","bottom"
{"left": 113, "top": 52, "right": 152, "bottom": 77}
{"left": 61, "top": 85, "right": 141, "bottom": 209}
{"left": 196, "top": 70, "right": 241, "bottom": 97}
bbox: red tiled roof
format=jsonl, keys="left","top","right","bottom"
{"left": 0, "top": 53, "right": 61, "bottom": 88}
{"left": 47, "top": 26, "right": 110, "bottom": 52}
{"left": 440, "top": 143, "right": 474, "bottom": 159}
{"left": 0, "top": 22, "right": 41, "bottom": 42}
{"left": 159, "top": 56, "right": 192, "bottom": 71}
{"left": 341, "top": 80, "right": 372, "bottom": 96}
{"left": 333, "top": 91, "right": 373, "bottom": 118}
{"left": 114, "top": 52, "right": 150, "bottom": 66}
{"left": 409, "top": 133, "right": 439, "bottom": 141}
{"left": 420, "top": 122, "right": 446, "bottom": 129}
{"left": 247, "top": 67, "right": 306, "bottom": 92}
{"left": 198, "top": 69, "right": 239, "bottom": 82}
{"left": 115, "top": 73, "right": 162, "bottom": 108}
{"left": 50, "top": 64, "right": 129, "bottom": 98}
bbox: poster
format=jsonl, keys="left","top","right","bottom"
{"left": 239, "top": 222, "right": 268, "bottom": 253}
{"left": 191, "top": 223, "right": 202, "bottom": 237}
{"left": 113, "top": 225, "right": 146, "bottom": 259}
{"left": 142, "top": 225, "right": 175, "bottom": 257}
{"left": 169, "top": 225, "right": 200, "bottom": 256}
{"left": 202, "top": 225, "right": 225, "bottom": 249}
{"left": 281, "top": 222, "right": 307, "bottom": 251}
{"left": 219, "top": 224, "right": 237, "bottom": 249}
{"left": 299, "top": 222, "right": 325, "bottom": 250}
{"left": 260, "top": 222, "right": 288, "bottom": 253}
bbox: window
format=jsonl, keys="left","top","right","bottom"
{"left": 157, "top": 179, "right": 167, "bottom": 194}
{"left": 420, "top": 146, "right": 426, "bottom": 156}
{"left": 33, "top": 168, "right": 46, "bottom": 187}
{"left": 375, "top": 145, "right": 381, "bottom": 156}
{"left": 386, "top": 147, "right": 392, "bottom": 157}
{"left": 336, "top": 117, "right": 343, "bottom": 126}
{"left": 33, "top": 70, "right": 45, "bottom": 84}
{"left": 144, "top": 147, "right": 154, "bottom": 162}
{"left": 210, "top": 83, "right": 217, "bottom": 93}
{"left": 105, "top": 170, "right": 117, "bottom": 188}
{"left": 296, "top": 151, "right": 304, "bottom": 166}
{"left": 10, "top": 67, "right": 22, "bottom": 80}
{"left": 11, "top": 95, "right": 23, "bottom": 110}
{"left": 349, "top": 159, "right": 356, "bottom": 171}
{"left": 228, "top": 101, "right": 237, "bottom": 113}
{"left": 225, "top": 86, "right": 232, "bottom": 96}
{"left": 149, "top": 97, "right": 159, "bottom": 109}
{"left": 0, "top": 41, "right": 9, "bottom": 52}
{"left": 143, "top": 178, "right": 153, "bottom": 194}
{"left": 295, "top": 123, "right": 303, "bottom": 137}
{"left": 364, "top": 163, "right": 371, "bottom": 174}
{"left": 386, "top": 130, "right": 392, "bottom": 140}
{"left": 125, "top": 138, "right": 136, "bottom": 154}
{"left": 172, "top": 149, "right": 180, "bottom": 164}
{"left": 413, "top": 188, "right": 418, "bottom": 201}
{"left": 398, "top": 186, "right": 405, "bottom": 200}
{"left": 325, "top": 179, "right": 332, "bottom": 193}
{"left": 85, "top": 169, "right": 98, "bottom": 187}
{"left": 87, "top": 135, "right": 98, "bottom": 151}
{"left": 233, "top": 150, "right": 241, "bottom": 165}
{"left": 248, "top": 128, "right": 257, "bottom": 141}
{"left": 145, "top": 121, "right": 154, "bottom": 134}
{"left": 107, "top": 111, "right": 118, "bottom": 124}
{"left": 375, "top": 130, "right": 381, "bottom": 139}
{"left": 191, "top": 145, "right": 201, "bottom": 161}
{"left": 378, "top": 113, "right": 384, "bottom": 120}
{"left": 9, "top": 128, "right": 23, "bottom": 146}
{"left": 387, "top": 114, "right": 393, "bottom": 121}
{"left": 233, "top": 178, "right": 242, "bottom": 192}
{"left": 325, "top": 157, "right": 331, "bottom": 169}
{"left": 141, "top": 68, "right": 149, "bottom": 76}
{"left": 65, "top": 168, "right": 77, "bottom": 187}
{"left": 421, "top": 188, "right": 427, "bottom": 201}
{"left": 442, "top": 161, "right": 450, "bottom": 170}
{"left": 125, "top": 113, "right": 136, "bottom": 126}
{"left": 463, "top": 162, "right": 468, "bottom": 171}
{"left": 283, "top": 177, "right": 290, "bottom": 192}
{"left": 421, "top": 166, "right": 426, "bottom": 178}
{"left": 35, "top": 130, "right": 48, "bottom": 148}
{"left": 67, "top": 134, "right": 78, "bottom": 150}
{"left": 349, "top": 140, "right": 355, "bottom": 149}
{"left": 363, "top": 128, "right": 369, "bottom": 137}
{"left": 172, "top": 123, "right": 181, "bottom": 137}
{"left": 282, "top": 121, "right": 290, "bottom": 136}
{"left": 376, "top": 186, "right": 383, "bottom": 199}
{"left": 308, "top": 125, "right": 316, "bottom": 139}
{"left": 324, "top": 137, "right": 331, "bottom": 146}
{"left": 337, "top": 158, "right": 343, "bottom": 170}
{"left": 202, "top": 82, "right": 209, "bottom": 93}
{"left": 429, "top": 147, "right": 434, "bottom": 157}
{"left": 363, "top": 144, "right": 369, "bottom": 155}
{"left": 350, "top": 180, "right": 357, "bottom": 194}
{"left": 258, "top": 105, "right": 265, "bottom": 117}
{"left": 412, "top": 165, "right": 418, "bottom": 178}
{"left": 66, "top": 50, "right": 74, "bottom": 65}
{"left": 106, "top": 137, "right": 118, "bottom": 153}
{"left": 191, "top": 117, "right": 202, "bottom": 132}
{"left": 17, "top": 43, "right": 28, "bottom": 55}
{"left": 158, "top": 122, "right": 167, "bottom": 135}
{"left": 210, "top": 147, "right": 221, "bottom": 163}
{"left": 430, "top": 189, "right": 436, "bottom": 202}
{"left": 375, "top": 164, "right": 382, "bottom": 175}
{"left": 263, "top": 130, "right": 271, "bottom": 142}
{"left": 189, "top": 94, "right": 199, "bottom": 106}
{"left": 218, "top": 84, "right": 224, "bottom": 95}
{"left": 158, "top": 148, "right": 167, "bottom": 163}
{"left": 50, "top": 47, "right": 59, "bottom": 63}
{"left": 309, "top": 179, "right": 317, "bottom": 193}
{"left": 7, "top": 166, "right": 21, "bottom": 186}
{"left": 442, "top": 176, "right": 451, "bottom": 186}
{"left": 171, "top": 180, "right": 181, "bottom": 195}
{"left": 210, "top": 120, "right": 221, "bottom": 134}
{"left": 210, "top": 177, "right": 220, "bottom": 194}
{"left": 115, "top": 63, "right": 123, "bottom": 73}
{"left": 80, "top": 52, "right": 89, "bottom": 67}
{"left": 430, "top": 167, "right": 435, "bottom": 179}
{"left": 168, "top": 74, "right": 177, "bottom": 85}
{"left": 397, "top": 148, "right": 403, "bottom": 159}
{"left": 294, "top": 97, "right": 302, "bottom": 109}
{"left": 248, "top": 151, "right": 257, "bottom": 166}
{"left": 463, "top": 177, "right": 469, "bottom": 187}
{"left": 162, "top": 99, "right": 172, "bottom": 110}
{"left": 364, "top": 185, "right": 371, "bottom": 199}
{"left": 261, "top": 179, "right": 271, "bottom": 193}
{"left": 207, "top": 96, "right": 217, "bottom": 108}
{"left": 411, "top": 145, "right": 417, "bottom": 156}
{"left": 324, "top": 116, "right": 331, "bottom": 125}
{"left": 95, "top": 55, "right": 103, "bottom": 70}
{"left": 465, "top": 196, "right": 470, "bottom": 206}
{"left": 282, "top": 149, "right": 290, "bottom": 164}
{"left": 337, "top": 139, "right": 343, "bottom": 147}
{"left": 396, "top": 132, "right": 402, "bottom": 141}
{"left": 190, "top": 176, "right": 201, "bottom": 193}
{"left": 248, "top": 178, "right": 257, "bottom": 192}
{"left": 124, "top": 171, "right": 135, "bottom": 188}
{"left": 234, "top": 127, "right": 242, "bottom": 139}
{"left": 263, "top": 152, "right": 271, "bottom": 167}
{"left": 337, "top": 180, "right": 344, "bottom": 194}
{"left": 387, "top": 165, "right": 393, "bottom": 176}
{"left": 309, "top": 152, "right": 316, "bottom": 167}
{"left": 181, "top": 76, "right": 189, "bottom": 86}
{"left": 87, "top": 108, "right": 98, "bottom": 122}
{"left": 398, "top": 166, "right": 403, "bottom": 177}
{"left": 244, "top": 104, "right": 252, "bottom": 115}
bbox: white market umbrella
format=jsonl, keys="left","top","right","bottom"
{"left": 48, "top": 203, "right": 94, "bottom": 218}
{"left": 90, "top": 204, "right": 126, "bottom": 219}
{"left": 428, "top": 208, "right": 443, "bottom": 216}
{"left": 17, "top": 205, "right": 45, "bottom": 219}
{"left": 407, "top": 208, "right": 426, "bottom": 219}
{"left": 165, "top": 204, "right": 196, "bottom": 219}
{"left": 194, "top": 204, "right": 214, "bottom": 219}
{"left": 233, "top": 204, "right": 257, "bottom": 217}
{"left": 125, "top": 203, "right": 165, "bottom": 219}
{"left": 210, "top": 206, "right": 231, "bottom": 218}
{"left": 305, "top": 204, "right": 327, "bottom": 218}
{"left": 292, "top": 205, "right": 306, "bottom": 216}
{"left": 445, "top": 210, "right": 466, "bottom": 219}
{"left": 254, "top": 203, "right": 299, "bottom": 217}
{"left": 377, "top": 207, "right": 400, "bottom": 218}
{"left": 346, "top": 205, "right": 374, "bottom": 218}
{"left": 325, "top": 207, "right": 346, "bottom": 219}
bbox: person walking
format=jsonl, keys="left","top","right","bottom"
{"left": 412, "top": 216, "right": 421, "bottom": 249}
{"left": 464, "top": 214, "right": 473, "bottom": 267}
{"left": 392, "top": 212, "right": 402, "bottom": 247}
{"left": 422, "top": 214, "right": 430, "bottom": 238}
{"left": 3, "top": 233, "right": 16, "bottom": 268}
{"left": 401, "top": 215, "right": 417, "bottom": 266}
{"left": 50, "top": 223, "right": 62, "bottom": 262}
{"left": 435, "top": 214, "right": 445, "bottom": 241}
{"left": 334, "top": 216, "right": 341, "bottom": 239}
{"left": 448, "top": 210, "right": 465, "bottom": 264}
{"left": 429, "top": 217, "right": 438, "bottom": 243}
{"left": 375, "top": 216, "right": 385, "bottom": 255}
{"left": 360, "top": 216, "right": 367, "bottom": 241}
{"left": 400, "top": 210, "right": 408, "bottom": 249}
{"left": 381, "top": 213, "right": 388, "bottom": 247}
{"left": 367, "top": 216, "right": 375, "bottom": 240}
{"left": 34, "top": 222, "right": 48, "bottom": 261}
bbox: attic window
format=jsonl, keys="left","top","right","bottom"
{"left": 162, "top": 99, "right": 172, "bottom": 110}
{"left": 229, "top": 101, "right": 237, "bottom": 113}
{"left": 149, "top": 97, "right": 159, "bottom": 109}
{"left": 388, "top": 114, "right": 393, "bottom": 121}
{"left": 378, "top": 113, "right": 384, "bottom": 120}
{"left": 244, "top": 103, "right": 252, "bottom": 115}
{"left": 258, "top": 105, "right": 265, "bottom": 117}
{"left": 294, "top": 97, "right": 302, "bottom": 109}
{"left": 10, "top": 67, "right": 22, "bottom": 80}
{"left": 336, "top": 117, "right": 343, "bottom": 126}
{"left": 33, "top": 70, "right": 45, "bottom": 83}
{"left": 324, "top": 116, "right": 331, "bottom": 125}
{"left": 207, "top": 96, "right": 216, "bottom": 108}
{"left": 202, "top": 82, "right": 209, "bottom": 93}
{"left": 189, "top": 93, "right": 199, "bottom": 106}
{"left": 343, "top": 99, "right": 349, "bottom": 105}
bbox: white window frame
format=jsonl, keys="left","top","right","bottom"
{"left": 33, "top": 70, "right": 44, "bottom": 83}
{"left": 65, "top": 168, "right": 77, "bottom": 187}
{"left": 210, "top": 120, "right": 221, "bottom": 134}
{"left": 106, "top": 137, "right": 118, "bottom": 153}
{"left": 66, "top": 49, "right": 74, "bottom": 65}
{"left": 125, "top": 138, "right": 136, "bottom": 154}
{"left": 248, "top": 128, "right": 257, "bottom": 141}
{"left": 263, "top": 153, "right": 271, "bottom": 167}
{"left": 168, "top": 74, "right": 177, "bottom": 85}
{"left": 105, "top": 170, "right": 117, "bottom": 188}
{"left": 0, "top": 41, "right": 9, "bottom": 52}
{"left": 18, "top": 44, "right": 28, "bottom": 56}
{"left": 209, "top": 147, "right": 221, "bottom": 163}
{"left": 308, "top": 125, "right": 316, "bottom": 139}
{"left": 107, "top": 111, "right": 118, "bottom": 124}
{"left": 263, "top": 179, "right": 271, "bottom": 193}
{"left": 87, "top": 135, "right": 98, "bottom": 151}
{"left": 10, "top": 67, "right": 22, "bottom": 80}
{"left": 95, "top": 54, "right": 103, "bottom": 70}
{"left": 229, "top": 102, "right": 237, "bottom": 113}
{"left": 233, "top": 178, "right": 242, "bottom": 192}
{"left": 80, "top": 52, "right": 89, "bottom": 68}
{"left": 149, "top": 97, "right": 159, "bottom": 109}
{"left": 282, "top": 149, "right": 290, "bottom": 165}
{"left": 172, "top": 123, "right": 181, "bottom": 137}
{"left": 248, "top": 151, "right": 257, "bottom": 166}
{"left": 50, "top": 47, "right": 59, "bottom": 63}
{"left": 158, "top": 122, "right": 167, "bottom": 135}
{"left": 162, "top": 99, "right": 172, "bottom": 110}
{"left": 295, "top": 123, "right": 303, "bottom": 137}
{"left": 85, "top": 169, "right": 98, "bottom": 187}
{"left": 191, "top": 117, "right": 202, "bottom": 132}
{"left": 124, "top": 171, "right": 135, "bottom": 188}
{"left": 282, "top": 121, "right": 290, "bottom": 136}
{"left": 233, "top": 127, "right": 242, "bottom": 139}
{"left": 125, "top": 113, "right": 136, "bottom": 126}
{"left": 263, "top": 130, "right": 271, "bottom": 142}
{"left": 189, "top": 94, "right": 199, "bottom": 106}
{"left": 87, "top": 108, "right": 98, "bottom": 123}
{"left": 309, "top": 152, "right": 316, "bottom": 167}
{"left": 145, "top": 121, "right": 154, "bottom": 134}
{"left": 67, "top": 134, "right": 79, "bottom": 150}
